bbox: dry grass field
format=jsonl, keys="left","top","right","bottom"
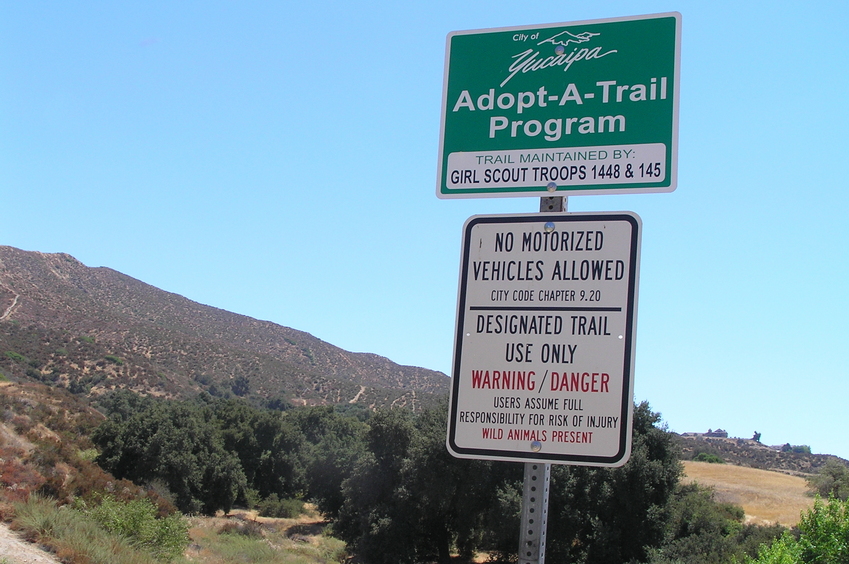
{"left": 183, "top": 507, "right": 347, "bottom": 564}
{"left": 683, "top": 461, "right": 816, "bottom": 527}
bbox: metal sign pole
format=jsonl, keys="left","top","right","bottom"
{"left": 539, "top": 196, "right": 566, "bottom": 213}
{"left": 517, "top": 195, "right": 566, "bottom": 564}
{"left": 519, "top": 462, "right": 551, "bottom": 564}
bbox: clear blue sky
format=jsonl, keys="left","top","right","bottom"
{"left": 2, "top": 2, "right": 848, "bottom": 459}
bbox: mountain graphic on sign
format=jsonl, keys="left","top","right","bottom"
{"left": 538, "top": 30, "right": 600, "bottom": 47}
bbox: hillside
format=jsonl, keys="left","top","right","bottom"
{"left": 0, "top": 245, "right": 448, "bottom": 409}
{"left": 683, "top": 461, "right": 814, "bottom": 527}
{"left": 675, "top": 433, "right": 846, "bottom": 475}
{"left": 1, "top": 377, "right": 847, "bottom": 563}
{"left": 676, "top": 433, "right": 849, "bottom": 527}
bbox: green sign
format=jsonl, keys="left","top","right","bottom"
{"left": 436, "top": 13, "right": 680, "bottom": 198}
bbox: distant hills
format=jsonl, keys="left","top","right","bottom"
{"left": 0, "top": 245, "right": 448, "bottom": 409}
{"left": 676, "top": 434, "right": 846, "bottom": 475}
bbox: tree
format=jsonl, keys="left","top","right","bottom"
{"left": 781, "top": 444, "right": 812, "bottom": 454}
{"left": 746, "top": 496, "right": 849, "bottom": 563}
{"left": 286, "top": 406, "right": 368, "bottom": 517}
{"left": 647, "top": 482, "right": 784, "bottom": 564}
{"left": 797, "top": 496, "right": 849, "bottom": 563}
{"left": 336, "top": 401, "right": 691, "bottom": 564}
{"left": 806, "top": 459, "right": 849, "bottom": 501}
{"left": 544, "top": 401, "right": 683, "bottom": 564}
{"left": 396, "top": 403, "right": 515, "bottom": 563}
{"left": 210, "top": 398, "right": 307, "bottom": 500}
{"left": 95, "top": 388, "right": 155, "bottom": 422}
{"left": 92, "top": 401, "right": 246, "bottom": 515}
{"left": 334, "top": 403, "right": 516, "bottom": 564}
{"left": 334, "top": 408, "right": 417, "bottom": 564}
{"left": 231, "top": 374, "right": 250, "bottom": 397}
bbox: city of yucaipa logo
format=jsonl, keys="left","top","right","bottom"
{"left": 500, "top": 29, "right": 618, "bottom": 87}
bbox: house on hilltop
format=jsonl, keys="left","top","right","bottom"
{"left": 681, "top": 428, "right": 730, "bottom": 439}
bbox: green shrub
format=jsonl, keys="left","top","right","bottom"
{"left": 4, "top": 351, "right": 26, "bottom": 363}
{"left": 694, "top": 452, "right": 725, "bottom": 464}
{"left": 646, "top": 482, "right": 780, "bottom": 564}
{"left": 81, "top": 495, "right": 189, "bottom": 561}
{"left": 193, "top": 373, "right": 212, "bottom": 386}
{"left": 797, "top": 495, "right": 849, "bottom": 562}
{"left": 256, "top": 493, "right": 304, "bottom": 518}
{"left": 746, "top": 496, "right": 849, "bottom": 563}
{"left": 13, "top": 493, "right": 152, "bottom": 564}
{"left": 68, "top": 379, "right": 91, "bottom": 394}
{"left": 807, "top": 460, "right": 849, "bottom": 501}
{"left": 780, "top": 444, "right": 812, "bottom": 454}
{"left": 78, "top": 448, "right": 99, "bottom": 462}
{"left": 746, "top": 532, "right": 802, "bottom": 564}
{"left": 241, "top": 487, "right": 261, "bottom": 509}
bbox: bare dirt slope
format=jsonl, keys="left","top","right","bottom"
{"left": 0, "top": 522, "right": 61, "bottom": 564}
{"left": 683, "top": 460, "right": 815, "bottom": 527}
{"left": 0, "top": 245, "right": 448, "bottom": 410}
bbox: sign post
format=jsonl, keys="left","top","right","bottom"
{"left": 437, "top": 13, "right": 681, "bottom": 199}
{"left": 439, "top": 13, "right": 678, "bottom": 563}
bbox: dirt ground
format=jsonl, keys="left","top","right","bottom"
{"left": 0, "top": 523, "right": 61, "bottom": 564}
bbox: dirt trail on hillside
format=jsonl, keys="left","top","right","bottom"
{"left": 0, "top": 523, "right": 61, "bottom": 564}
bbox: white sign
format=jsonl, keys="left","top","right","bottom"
{"left": 447, "top": 213, "right": 641, "bottom": 466}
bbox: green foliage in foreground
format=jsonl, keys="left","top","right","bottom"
{"left": 646, "top": 483, "right": 784, "bottom": 564}
{"left": 542, "top": 402, "right": 684, "bottom": 564}
{"left": 335, "top": 405, "right": 509, "bottom": 564}
{"left": 92, "top": 391, "right": 369, "bottom": 517}
{"left": 13, "top": 493, "right": 188, "bottom": 563}
{"left": 331, "top": 401, "right": 783, "bottom": 564}
{"left": 78, "top": 495, "right": 189, "bottom": 561}
{"left": 746, "top": 496, "right": 849, "bottom": 563}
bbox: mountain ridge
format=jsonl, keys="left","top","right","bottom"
{"left": 675, "top": 433, "right": 847, "bottom": 475}
{"left": 0, "top": 245, "right": 448, "bottom": 409}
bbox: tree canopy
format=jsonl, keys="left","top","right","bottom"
{"left": 90, "top": 391, "right": 788, "bottom": 562}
